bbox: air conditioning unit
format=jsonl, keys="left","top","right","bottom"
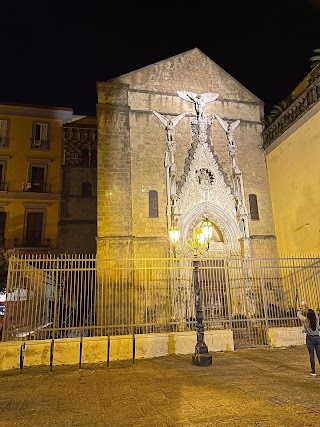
{"left": 22, "top": 182, "right": 32, "bottom": 190}
{"left": 34, "top": 140, "right": 42, "bottom": 147}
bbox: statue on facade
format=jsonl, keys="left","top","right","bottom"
{"left": 215, "top": 115, "right": 240, "bottom": 148}
{"left": 151, "top": 110, "right": 185, "bottom": 154}
{"left": 237, "top": 199, "right": 249, "bottom": 238}
{"left": 177, "top": 91, "right": 219, "bottom": 120}
{"left": 170, "top": 162, "right": 178, "bottom": 197}
{"left": 151, "top": 110, "right": 186, "bottom": 224}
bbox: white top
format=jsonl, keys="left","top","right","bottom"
{"left": 297, "top": 309, "right": 320, "bottom": 336}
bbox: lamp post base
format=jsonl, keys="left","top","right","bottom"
{"left": 192, "top": 352, "right": 212, "bottom": 366}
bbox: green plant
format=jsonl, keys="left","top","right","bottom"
{"left": 264, "top": 100, "right": 289, "bottom": 127}
{"left": 309, "top": 47, "right": 320, "bottom": 69}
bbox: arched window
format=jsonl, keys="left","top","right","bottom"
{"left": 149, "top": 190, "right": 158, "bottom": 218}
{"left": 82, "top": 149, "right": 89, "bottom": 166}
{"left": 82, "top": 182, "right": 92, "bottom": 196}
{"left": 249, "top": 194, "right": 259, "bottom": 220}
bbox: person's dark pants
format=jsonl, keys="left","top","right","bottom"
{"left": 306, "top": 335, "right": 320, "bottom": 373}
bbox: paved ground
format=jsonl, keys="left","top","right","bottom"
{"left": 1, "top": 345, "right": 320, "bottom": 426}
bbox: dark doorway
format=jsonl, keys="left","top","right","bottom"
{"left": 25, "top": 212, "right": 43, "bottom": 246}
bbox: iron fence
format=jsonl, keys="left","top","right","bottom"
{"left": 2, "top": 254, "right": 320, "bottom": 347}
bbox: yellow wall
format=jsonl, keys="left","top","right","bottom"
{"left": 266, "top": 111, "right": 320, "bottom": 255}
{"left": 3, "top": 201, "right": 60, "bottom": 245}
{"left": 4, "top": 116, "right": 62, "bottom": 192}
{"left": 0, "top": 104, "right": 72, "bottom": 250}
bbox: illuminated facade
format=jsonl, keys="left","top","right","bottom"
{"left": 0, "top": 102, "right": 76, "bottom": 254}
{"left": 96, "top": 48, "right": 278, "bottom": 259}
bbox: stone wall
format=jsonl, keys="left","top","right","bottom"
{"left": 59, "top": 119, "right": 97, "bottom": 254}
{"left": 97, "top": 48, "right": 278, "bottom": 258}
{"left": 0, "top": 328, "right": 307, "bottom": 371}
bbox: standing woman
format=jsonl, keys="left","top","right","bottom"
{"left": 297, "top": 301, "right": 320, "bottom": 376}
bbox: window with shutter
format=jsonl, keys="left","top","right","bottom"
{"left": 25, "top": 212, "right": 43, "bottom": 246}
{"left": 31, "top": 166, "right": 45, "bottom": 192}
{"left": 33, "top": 121, "right": 50, "bottom": 148}
{"left": 0, "top": 119, "right": 9, "bottom": 147}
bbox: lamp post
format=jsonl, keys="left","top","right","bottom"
{"left": 169, "top": 218, "right": 213, "bottom": 366}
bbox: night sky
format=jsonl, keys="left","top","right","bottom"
{"left": 1, "top": 1, "right": 319, "bottom": 117}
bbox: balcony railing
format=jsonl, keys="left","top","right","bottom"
{"left": 22, "top": 183, "right": 51, "bottom": 193}
{"left": 263, "top": 71, "right": 320, "bottom": 148}
{"left": 0, "top": 137, "right": 10, "bottom": 148}
{"left": 30, "top": 139, "right": 50, "bottom": 150}
{"left": 14, "top": 238, "right": 51, "bottom": 248}
{"left": 0, "top": 182, "right": 8, "bottom": 191}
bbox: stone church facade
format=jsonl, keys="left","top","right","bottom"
{"left": 96, "top": 48, "right": 278, "bottom": 259}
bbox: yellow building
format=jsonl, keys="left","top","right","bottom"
{"left": 263, "top": 67, "right": 320, "bottom": 255}
{"left": 0, "top": 102, "right": 77, "bottom": 254}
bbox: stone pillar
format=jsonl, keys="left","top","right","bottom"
{"left": 96, "top": 81, "right": 133, "bottom": 259}
{"left": 96, "top": 82, "right": 134, "bottom": 329}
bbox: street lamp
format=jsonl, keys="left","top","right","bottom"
{"left": 169, "top": 217, "right": 213, "bottom": 366}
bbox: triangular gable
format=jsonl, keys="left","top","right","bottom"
{"left": 107, "top": 48, "right": 262, "bottom": 105}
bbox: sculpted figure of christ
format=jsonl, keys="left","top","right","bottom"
{"left": 151, "top": 110, "right": 185, "bottom": 153}
{"left": 215, "top": 115, "right": 240, "bottom": 146}
{"left": 177, "top": 91, "right": 219, "bottom": 120}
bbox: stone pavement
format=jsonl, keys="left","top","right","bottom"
{"left": 0, "top": 345, "right": 319, "bottom": 427}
